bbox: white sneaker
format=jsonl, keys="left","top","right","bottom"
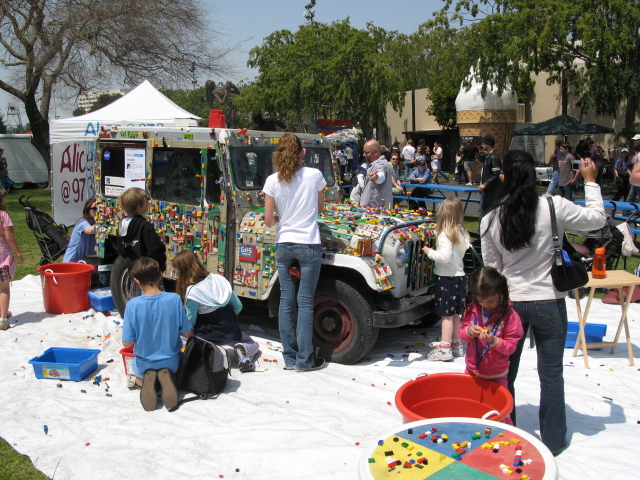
{"left": 427, "top": 345, "right": 454, "bottom": 362}
{"left": 451, "top": 341, "right": 464, "bottom": 357}
{"left": 466, "top": 182, "right": 473, "bottom": 186}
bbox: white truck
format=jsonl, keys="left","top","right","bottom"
{"left": 86, "top": 127, "right": 437, "bottom": 364}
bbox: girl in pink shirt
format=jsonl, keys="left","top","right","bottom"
{"left": 458, "top": 267, "right": 523, "bottom": 390}
{"left": 0, "top": 187, "right": 23, "bottom": 330}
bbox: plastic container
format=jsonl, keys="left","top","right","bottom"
{"left": 37, "top": 263, "right": 95, "bottom": 314}
{"left": 592, "top": 247, "right": 607, "bottom": 279}
{"left": 29, "top": 347, "right": 100, "bottom": 381}
{"left": 395, "top": 372, "right": 513, "bottom": 424}
{"left": 88, "top": 287, "right": 115, "bottom": 312}
{"left": 120, "top": 344, "right": 135, "bottom": 375}
{"left": 565, "top": 321, "right": 607, "bottom": 349}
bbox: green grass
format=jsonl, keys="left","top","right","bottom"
{"left": 3, "top": 187, "right": 55, "bottom": 479}
{"left": 6, "top": 187, "right": 59, "bottom": 280}
{"left": 0, "top": 437, "right": 49, "bottom": 480}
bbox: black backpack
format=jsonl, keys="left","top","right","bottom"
{"left": 175, "top": 336, "right": 230, "bottom": 404}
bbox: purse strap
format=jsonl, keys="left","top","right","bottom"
{"left": 546, "top": 196, "right": 564, "bottom": 267}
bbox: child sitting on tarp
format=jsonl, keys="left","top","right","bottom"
{"left": 122, "top": 257, "right": 193, "bottom": 411}
{"left": 173, "top": 250, "right": 260, "bottom": 373}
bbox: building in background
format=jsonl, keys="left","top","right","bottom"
{"left": 77, "top": 89, "right": 127, "bottom": 114}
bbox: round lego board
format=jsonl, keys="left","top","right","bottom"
{"left": 360, "top": 417, "right": 557, "bottom": 480}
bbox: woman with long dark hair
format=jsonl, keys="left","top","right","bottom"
{"left": 63, "top": 197, "right": 96, "bottom": 263}
{"left": 481, "top": 150, "right": 605, "bottom": 456}
{"left": 263, "top": 134, "right": 327, "bottom": 372}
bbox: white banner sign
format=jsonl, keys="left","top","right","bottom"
{"left": 51, "top": 141, "right": 96, "bottom": 226}
{"left": 509, "top": 135, "right": 546, "bottom": 164}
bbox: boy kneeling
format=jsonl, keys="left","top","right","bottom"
{"left": 122, "top": 257, "right": 193, "bottom": 411}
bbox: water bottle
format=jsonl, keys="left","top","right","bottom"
{"left": 592, "top": 247, "right": 607, "bottom": 279}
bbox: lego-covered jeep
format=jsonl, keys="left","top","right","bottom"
{"left": 93, "top": 127, "right": 437, "bottom": 364}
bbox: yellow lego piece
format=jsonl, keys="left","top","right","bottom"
{"left": 460, "top": 441, "right": 468, "bottom": 448}
{"left": 510, "top": 438, "right": 520, "bottom": 444}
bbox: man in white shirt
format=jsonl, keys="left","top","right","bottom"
{"left": 401, "top": 139, "right": 416, "bottom": 181}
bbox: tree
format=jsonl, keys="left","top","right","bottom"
{"left": 0, "top": 0, "right": 234, "bottom": 166}
{"left": 406, "top": 19, "right": 479, "bottom": 129}
{"left": 441, "top": 0, "right": 640, "bottom": 140}
{"left": 246, "top": 20, "right": 406, "bottom": 139}
{"left": 0, "top": 114, "right": 6, "bottom": 134}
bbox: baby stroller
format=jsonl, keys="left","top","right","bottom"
{"left": 19, "top": 196, "right": 70, "bottom": 266}
{"left": 567, "top": 209, "right": 625, "bottom": 271}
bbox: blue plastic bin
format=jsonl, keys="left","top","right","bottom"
{"left": 88, "top": 287, "right": 115, "bottom": 312}
{"left": 565, "top": 322, "right": 607, "bottom": 350}
{"left": 29, "top": 347, "right": 100, "bottom": 381}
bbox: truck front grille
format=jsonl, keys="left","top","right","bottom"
{"left": 407, "top": 238, "right": 433, "bottom": 291}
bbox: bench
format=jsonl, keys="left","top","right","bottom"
{"left": 401, "top": 183, "right": 480, "bottom": 213}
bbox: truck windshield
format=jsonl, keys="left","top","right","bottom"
{"left": 151, "top": 148, "right": 202, "bottom": 205}
{"left": 230, "top": 146, "right": 335, "bottom": 190}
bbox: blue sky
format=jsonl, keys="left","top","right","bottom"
{"left": 210, "top": 0, "right": 445, "bottom": 82}
{"left": 1, "top": 0, "right": 446, "bottom": 121}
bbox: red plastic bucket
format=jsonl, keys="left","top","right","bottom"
{"left": 395, "top": 372, "right": 513, "bottom": 423}
{"left": 37, "top": 263, "right": 95, "bottom": 314}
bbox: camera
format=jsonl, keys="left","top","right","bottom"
{"left": 572, "top": 159, "right": 582, "bottom": 171}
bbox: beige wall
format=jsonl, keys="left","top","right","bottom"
{"left": 387, "top": 72, "right": 628, "bottom": 163}
{"left": 386, "top": 88, "right": 441, "bottom": 145}
{"left": 529, "top": 71, "right": 625, "bottom": 162}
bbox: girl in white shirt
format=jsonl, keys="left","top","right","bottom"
{"left": 263, "top": 134, "right": 327, "bottom": 372}
{"left": 422, "top": 197, "right": 470, "bottom": 361}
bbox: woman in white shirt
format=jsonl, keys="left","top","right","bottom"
{"left": 481, "top": 150, "right": 605, "bottom": 456}
{"left": 263, "top": 134, "right": 327, "bottom": 372}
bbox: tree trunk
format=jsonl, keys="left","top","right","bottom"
{"left": 23, "top": 95, "right": 51, "bottom": 170}
{"left": 624, "top": 94, "right": 639, "bottom": 142}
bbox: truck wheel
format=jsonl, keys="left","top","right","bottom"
{"left": 313, "top": 278, "right": 378, "bottom": 365}
{"left": 111, "top": 256, "right": 132, "bottom": 315}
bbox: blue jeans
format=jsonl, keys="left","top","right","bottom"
{"left": 276, "top": 243, "right": 322, "bottom": 371}
{"left": 546, "top": 170, "right": 559, "bottom": 195}
{"left": 404, "top": 162, "right": 412, "bottom": 181}
{"left": 626, "top": 185, "right": 640, "bottom": 202}
{"left": 557, "top": 184, "right": 573, "bottom": 201}
{"left": 508, "top": 299, "right": 568, "bottom": 455}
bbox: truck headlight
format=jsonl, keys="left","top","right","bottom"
{"left": 396, "top": 243, "right": 409, "bottom": 267}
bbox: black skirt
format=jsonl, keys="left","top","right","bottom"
{"left": 433, "top": 275, "right": 467, "bottom": 316}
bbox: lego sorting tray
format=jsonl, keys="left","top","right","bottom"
{"left": 29, "top": 347, "right": 101, "bottom": 381}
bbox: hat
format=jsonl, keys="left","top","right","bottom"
{"left": 481, "top": 134, "right": 495, "bottom": 147}
{"left": 622, "top": 148, "right": 629, "bottom": 153}
{"left": 633, "top": 134, "right": 640, "bottom": 140}
{"left": 416, "top": 159, "right": 426, "bottom": 166}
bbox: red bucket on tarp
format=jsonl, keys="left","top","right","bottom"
{"left": 37, "top": 263, "right": 95, "bottom": 314}
{"left": 395, "top": 372, "right": 513, "bottom": 423}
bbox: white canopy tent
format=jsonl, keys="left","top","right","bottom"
{"left": 49, "top": 80, "right": 201, "bottom": 144}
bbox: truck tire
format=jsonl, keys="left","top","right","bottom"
{"left": 313, "top": 278, "right": 379, "bottom": 365}
{"left": 111, "top": 256, "right": 132, "bottom": 315}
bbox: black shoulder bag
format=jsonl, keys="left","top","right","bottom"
{"left": 546, "top": 196, "right": 589, "bottom": 292}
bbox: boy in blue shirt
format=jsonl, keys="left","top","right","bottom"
{"left": 122, "top": 257, "right": 193, "bottom": 411}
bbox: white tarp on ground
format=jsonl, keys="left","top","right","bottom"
{"left": 0, "top": 275, "right": 638, "bottom": 479}
{"left": 49, "top": 81, "right": 201, "bottom": 144}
